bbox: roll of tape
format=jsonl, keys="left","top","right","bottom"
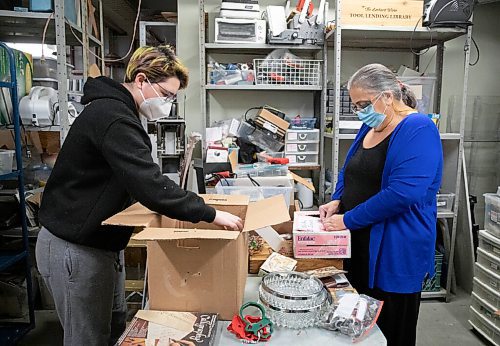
{"left": 240, "top": 63, "right": 249, "bottom": 71}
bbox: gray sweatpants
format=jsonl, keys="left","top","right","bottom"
{"left": 35, "top": 227, "right": 127, "bottom": 346}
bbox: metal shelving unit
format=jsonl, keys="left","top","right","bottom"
{"left": 199, "top": 0, "right": 327, "bottom": 197}
{"left": 0, "top": 1, "right": 104, "bottom": 145}
{"left": 0, "top": 42, "right": 35, "bottom": 344}
{"left": 324, "top": 1, "right": 472, "bottom": 302}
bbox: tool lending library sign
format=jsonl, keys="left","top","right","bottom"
{"left": 341, "top": 0, "right": 424, "bottom": 27}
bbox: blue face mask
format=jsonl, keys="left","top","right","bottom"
{"left": 354, "top": 93, "right": 387, "bottom": 128}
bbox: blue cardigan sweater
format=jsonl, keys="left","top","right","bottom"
{"left": 332, "top": 113, "right": 443, "bottom": 293}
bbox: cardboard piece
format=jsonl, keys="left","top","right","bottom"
{"left": 259, "top": 252, "right": 297, "bottom": 276}
{"left": 293, "top": 211, "right": 351, "bottom": 259}
{"left": 104, "top": 194, "right": 290, "bottom": 320}
{"left": 88, "top": 63, "right": 101, "bottom": 78}
{"left": 290, "top": 172, "right": 315, "bottom": 192}
{"left": 117, "top": 310, "right": 218, "bottom": 346}
{"left": 228, "top": 149, "right": 238, "bottom": 173}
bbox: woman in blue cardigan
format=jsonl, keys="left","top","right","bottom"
{"left": 320, "top": 64, "right": 443, "bottom": 346}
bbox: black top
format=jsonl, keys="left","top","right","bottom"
{"left": 39, "top": 77, "right": 216, "bottom": 252}
{"left": 340, "top": 133, "right": 392, "bottom": 292}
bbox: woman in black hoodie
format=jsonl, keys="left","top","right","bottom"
{"left": 36, "top": 46, "right": 242, "bottom": 345}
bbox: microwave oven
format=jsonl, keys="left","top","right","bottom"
{"left": 215, "top": 18, "right": 266, "bottom": 44}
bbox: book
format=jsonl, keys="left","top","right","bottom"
{"left": 116, "top": 310, "right": 218, "bottom": 346}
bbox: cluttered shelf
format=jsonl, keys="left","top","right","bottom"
{"left": 205, "top": 84, "right": 322, "bottom": 91}
{"left": 332, "top": 25, "right": 466, "bottom": 50}
{"left": 0, "top": 10, "right": 101, "bottom": 47}
{"left": 204, "top": 43, "right": 323, "bottom": 54}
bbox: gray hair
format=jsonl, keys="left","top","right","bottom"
{"left": 347, "top": 63, "right": 417, "bottom": 109}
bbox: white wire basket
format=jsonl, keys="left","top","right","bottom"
{"left": 253, "top": 58, "right": 322, "bottom": 86}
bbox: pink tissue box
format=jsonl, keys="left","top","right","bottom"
{"left": 293, "top": 211, "right": 351, "bottom": 259}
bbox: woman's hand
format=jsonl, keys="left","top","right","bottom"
{"left": 213, "top": 210, "right": 243, "bottom": 231}
{"left": 322, "top": 214, "right": 347, "bottom": 231}
{"left": 319, "top": 200, "right": 341, "bottom": 221}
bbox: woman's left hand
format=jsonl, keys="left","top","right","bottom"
{"left": 322, "top": 214, "right": 347, "bottom": 231}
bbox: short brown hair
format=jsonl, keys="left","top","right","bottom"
{"left": 125, "top": 45, "right": 189, "bottom": 89}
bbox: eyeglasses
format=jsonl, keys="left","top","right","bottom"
{"left": 350, "top": 101, "right": 372, "bottom": 113}
{"left": 155, "top": 83, "right": 176, "bottom": 102}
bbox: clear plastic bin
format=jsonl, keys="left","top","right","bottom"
{"left": 257, "top": 152, "right": 285, "bottom": 163}
{"left": 285, "top": 142, "right": 320, "bottom": 153}
{"left": 234, "top": 163, "right": 288, "bottom": 177}
{"left": 484, "top": 193, "right": 500, "bottom": 238}
{"left": 238, "top": 121, "right": 284, "bottom": 152}
{"left": 469, "top": 306, "right": 500, "bottom": 346}
{"left": 473, "top": 277, "right": 500, "bottom": 311}
{"left": 399, "top": 76, "right": 436, "bottom": 114}
{"left": 471, "top": 292, "right": 500, "bottom": 329}
{"left": 209, "top": 69, "right": 255, "bottom": 85}
{"left": 475, "top": 263, "right": 500, "bottom": 293}
{"left": 437, "top": 193, "right": 455, "bottom": 213}
{"left": 286, "top": 117, "right": 317, "bottom": 130}
{"left": 477, "top": 248, "right": 500, "bottom": 276}
{"left": 215, "top": 179, "right": 293, "bottom": 208}
{"left": 0, "top": 149, "right": 15, "bottom": 174}
{"left": 286, "top": 153, "right": 319, "bottom": 165}
{"left": 479, "top": 230, "right": 500, "bottom": 259}
{"left": 286, "top": 129, "right": 320, "bottom": 142}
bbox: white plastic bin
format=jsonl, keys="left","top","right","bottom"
{"left": 215, "top": 177, "right": 294, "bottom": 208}
{"left": 286, "top": 129, "right": 320, "bottom": 142}
{"left": 285, "top": 141, "right": 320, "bottom": 153}
{"left": 286, "top": 153, "right": 319, "bottom": 166}
{"left": 437, "top": 193, "right": 455, "bottom": 213}
{"left": 475, "top": 263, "right": 500, "bottom": 293}
{"left": 479, "top": 230, "right": 500, "bottom": 259}
{"left": 469, "top": 306, "right": 500, "bottom": 346}
{"left": 484, "top": 193, "right": 500, "bottom": 238}
{"left": 471, "top": 292, "right": 500, "bottom": 329}
{"left": 473, "top": 277, "right": 500, "bottom": 311}
{"left": 0, "top": 149, "right": 15, "bottom": 174}
{"left": 477, "top": 248, "right": 500, "bottom": 276}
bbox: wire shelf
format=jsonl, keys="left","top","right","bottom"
{"left": 254, "top": 58, "right": 322, "bottom": 87}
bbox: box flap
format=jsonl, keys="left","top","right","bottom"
{"left": 244, "top": 195, "right": 291, "bottom": 232}
{"left": 102, "top": 203, "right": 158, "bottom": 227}
{"left": 201, "top": 194, "right": 250, "bottom": 206}
{"left": 132, "top": 228, "right": 241, "bottom": 241}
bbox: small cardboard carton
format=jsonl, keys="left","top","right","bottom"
{"left": 104, "top": 194, "right": 290, "bottom": 320}
{"left": 293, "top": 211, "right": 351, "bottom": 259}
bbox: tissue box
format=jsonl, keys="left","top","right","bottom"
{"left": 293, "top": 211, "right": 351, "bottom": 259}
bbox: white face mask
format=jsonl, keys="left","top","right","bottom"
{"left": 138, "top": 79, "right": 174, "bottom": 121}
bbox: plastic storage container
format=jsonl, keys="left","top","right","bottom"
{"left": 215, "top": 178, "right": 293, "bottom": 208}
{"left": 477, "top": 248, "right": 500, "bottom": 276}
{"left": 437, "top": 193, "right": 455, "bottom": 213}
{"left": 33, "top": 77, "right": 58, "bottom": 89}
{"left": 479, "top": 230, "right": 500, "bottom": 259}
{"left": 469, "top": 306, "right": 500, "bottom": 346}
{"left": 286, "top": 129, "right": 320, "bottom": 142}
{"left": 398, "top": 76, "right": 436, "bottom": 114}
{"left": 475, "top": 263, "right": 500, "bottom": 293}
{"left": 484, "top": 193, "right": 500, "bottom": 238}
{"left": 285, "top": 142, "right": 320, "bottom": 153}
{"left": 473, "top": 277, "right": 500, "bottom": 311}
{"left": 0, "top": 149, "right": 15, "bottom": 174}
{"left": 286, "top": 153, "right": 319, "bottom": 166}
{"left": 33, "top": 57, "right": 74, "bottom": 79}
{"left": 422, "top": 252, "right": 443, "bottom": 292}
{"left": 234, "top": 163, "right": 288, "bottom": 177}
{"left": 286, "top": 117, "right": 317, "bottom": 130}
{"left": 238, "top": 121, "right": 284, "bottom": 152}
{"left": 256, "top": 151, "right": 285, "bottom": 163}
{"left": 471, "top": 292, "right": 500, "bottom": 329}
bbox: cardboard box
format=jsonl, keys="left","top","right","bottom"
{"left": 104, "top": 194, "right": 290, "bottom": 321}
{"left": 254, "top": 108, "right": 289, "bottom": 139}
{"left": 341, "top": 0, "right": 424, "bottom": 27}
{"left": 293, "top": 211, "right": 351, "bottom": 259}
{"left": 117, "top": 310, "right": 218, "bottom": 346}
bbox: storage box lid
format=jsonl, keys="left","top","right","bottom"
{"left": 103, "top": 194, "right": 290, "bottom": 241}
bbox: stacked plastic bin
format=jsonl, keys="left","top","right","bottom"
{"left": 469, "top": 189, "right": 500, "bottom": 346}
{"left": 285, "top": 128, "right": 320, "bottom": 167}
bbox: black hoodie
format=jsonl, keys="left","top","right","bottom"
{"left": 39, "top": 77, "right": 216, "bottom": 251}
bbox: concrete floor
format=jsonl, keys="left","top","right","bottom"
{"left": 17, "top": 289, "right": 490, "bottom": 346}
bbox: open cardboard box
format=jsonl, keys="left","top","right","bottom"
{"left": 103, "top": 194, "right": 290, "bottom": 320}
